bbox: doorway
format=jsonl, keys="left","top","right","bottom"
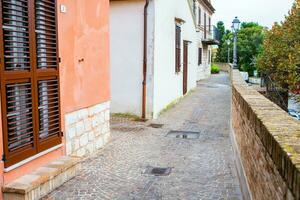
{"left": 183, "top": 41, "right": 189, "bottom": 95}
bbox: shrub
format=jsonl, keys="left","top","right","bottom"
{"left": 211, "top": 65, "right": 220, "bottom": 74}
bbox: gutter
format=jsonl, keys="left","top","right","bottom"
{"left": 142, "top": 0, "right": 149, "bottom": 119}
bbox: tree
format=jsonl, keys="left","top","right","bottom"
{"left": 215, "top": 21, "right": 227, "bottom": 62}
{"left": 214, "top": 22, "right": 265, "bottom": 76}
{"left": 237, "top": 22, "right": 265, "bottom": 75}
{"left": 258, "top": 0, "right": 300, "bottom": 91}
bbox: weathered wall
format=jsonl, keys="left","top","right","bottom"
{"left": 110, "top": 0, "right": 155, "bottom": 118}
{"left": 0, "top": 0, "right": 111, "bottom": 191}
{"left": 231, "top": 69, "right": 300, "bottom": 200}
{"left": 59, "top": 0, "right": 111, "bottom": 159}
{"left": 153, "top": 0, "right": 198, "bottom": 118}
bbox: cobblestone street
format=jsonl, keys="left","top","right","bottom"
{"left": 44, "top": 73, "right": 242, "bottom": 200}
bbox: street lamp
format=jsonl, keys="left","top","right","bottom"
{"left": 232, "top": 16, "right": 240, "bottom": 69}
{"left": 226, "top": 40, "right": 231, "bottom": 64}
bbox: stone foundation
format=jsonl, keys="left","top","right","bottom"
{"left": 65, "top": 101, "right": 110, "bottom": 157}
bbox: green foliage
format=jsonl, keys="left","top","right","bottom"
{"left": 237, "top": 22, "right": 265, "bottom": 75}
{"left": 211, "top": 65, "right": 220, "bottom": 74}
{"left": 257, "top": 0, "right": 300, "bottom": 91}
{"left": 215, "top": 21, "right": 231, "bottom": 63}
{"left": 215, "top": 22, "right": 265, "bottom": 76}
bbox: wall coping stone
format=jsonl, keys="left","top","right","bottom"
{"left": 232, "top": 69, "right": 300, "bottom": 199}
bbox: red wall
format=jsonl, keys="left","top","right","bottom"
{"left": 0, "top": 0, "right": 110, "bottom": 192}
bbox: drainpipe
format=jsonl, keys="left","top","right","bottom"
{"left": 142, "top": 0, "right": 149, "bottom": 120}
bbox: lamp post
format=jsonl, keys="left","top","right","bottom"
{"left": 232, "top": 17, "right": 240, "bottom": 69}
{"left": 227, "top": 40, "right": 231, "bottom": 63}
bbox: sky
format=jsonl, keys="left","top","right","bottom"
{"left": 212, "top": 0, "right": 295, "bottom": 29}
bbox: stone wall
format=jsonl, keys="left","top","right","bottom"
{"left": 65, "top": 101, "right": 110, "bottom": 157}
{"left": 231, "top": 69, "right": 300, "bottom": 200}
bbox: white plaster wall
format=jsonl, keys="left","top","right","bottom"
{"left": 110, "top": 0, "right": 155, "bottom": 118}
{"left": 152, "top": 0, "right": 198, "bottom": 118}
{"left": 110, "top": 1, "right": 145, "bottom": 116}
{"left": 196, "top": 3, "right": 213, "bottom": 81}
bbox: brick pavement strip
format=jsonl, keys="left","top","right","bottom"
{"left": 43, "top": 73, "right": 242, "bottom": 200}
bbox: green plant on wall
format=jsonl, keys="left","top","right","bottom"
{"left": 257, "top": 0, "right": 300, "bottom": 91}
{"left": 211, "top": 65, "right": 220, "bottom": 74}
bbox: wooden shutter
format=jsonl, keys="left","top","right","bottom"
{"left": 209, "top": 17, "right": 211, "bottom": 32}
{"left": 175, "top": 24, "right": 181, "bottom": 73}
{"left": 198, "top": 8, "right": 201, "bottom": 26}
{"left": 198, "top": 48, "right": 202, "bottom": 65}
{"left": 204, "top": 13, "right": 207, "bottom": 39}
{"left": 0, "top": 0, "right": 61, "bottom": 167}
{"left": 35, "top": 0, "right": 61, "bottom": 152}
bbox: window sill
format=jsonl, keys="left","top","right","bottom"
{"left": 4, "top": 144, "right": 63, "bottom": 173}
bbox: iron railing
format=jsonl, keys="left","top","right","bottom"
{"left": 262, "top": 74, "right": 289, "bottom": 111}
{"left": 200, "top": 25, "right": 220, "bottom": 44}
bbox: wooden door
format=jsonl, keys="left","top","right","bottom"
{"left": 183, "top": 41, "right": 188, "bottom": 95}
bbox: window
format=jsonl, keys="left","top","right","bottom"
{"left": 192, "top": 0, "right": 196, "bottom": 16}
{"left": 198, "top": 48, "right": 202, "bottom": 65}
{"left": 204, "top": 13, "right": 207, "bottom": 39}
{"left": 209, "top": 17, "right": 211, "bottom": 32}
{"left": 198, "top": 8, "right": 201, "bottom": 26}
{"left": 0, "top": 0, "right": 61, "bottom": 167}
{"left": 175, "top": 24, "right": 181, "bottom": 72}
{"left": 208, "top": 50, "right": 211, "bottom": 64}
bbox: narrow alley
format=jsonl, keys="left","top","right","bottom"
{"left": 44, "top": 73, "right": 242, "bottom": 200}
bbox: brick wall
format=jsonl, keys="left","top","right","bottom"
{"left": 231, "top": 69, "right": 300, "bottom": 200}
{"left": 65, "top": 101, "right": 110, "bottom": 157}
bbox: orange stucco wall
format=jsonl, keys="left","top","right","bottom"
{"left": 0, "top": 0, "right": 110, "bottom": 195}
{"left": 58, "top": 0, "right": 110, "bottom": 117}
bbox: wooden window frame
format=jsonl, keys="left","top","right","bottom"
{"left": 0, "top": 0, "right": 62, "bottom": 168}
{"left": 198, "top": 8, "right": 201, "bottom": 26}
{"left": 198, "top": 48, "right": 202, "bottom": 65}
{"left": 175, "top": 24, "right": 181, "bottom": 73}
{"left": 204, "top": 13, "right": 207, "bottom": 39}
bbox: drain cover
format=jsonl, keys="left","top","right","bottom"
{"left": 149, "top": 123, "right": 164, "bottom": 128}
{"left": 143, "top": 167, "right": 172, "bottom": 176}
{"left": 166, "top": 131, "right": 200, "bottom": 139}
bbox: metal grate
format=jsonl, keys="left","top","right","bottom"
{"left": 143, "top": 166, "right": 172, "bottom": 176}
{"left": 149, "top": 123, "right": 164, "bottom": 128}
{"left": 166, "top": 131, "right": 200, "bottom": 139}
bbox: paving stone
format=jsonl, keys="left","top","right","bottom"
{"left": 43, "top": 73, "right": 242, "bottom": 200}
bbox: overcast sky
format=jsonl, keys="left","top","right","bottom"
{"left": 212, "top": 0, "right": 295, "bottom": 29}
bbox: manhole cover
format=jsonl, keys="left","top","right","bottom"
{"left": 143, "top": 167, "right": 172, "bottom": 176}
{"left": 166, "top": 131, "right": 200, "bottom": 139}
{"left": 149, "top": 123, "right": 164, "bottom": 128}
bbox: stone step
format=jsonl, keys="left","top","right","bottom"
{"left": 3, "top": 156, "right": 82, "bottom": 200}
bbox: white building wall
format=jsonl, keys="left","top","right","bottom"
{"left": 110, "top": 1, "right": 145, "bottom": 116}
{"left": 196, "top": 3, "right": 213, "bottom": 80}
{"left": 152, "top": 0, "right": 198, "bottom": 118}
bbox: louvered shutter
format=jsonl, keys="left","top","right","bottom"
{"left": 198, "top": 48, "right": 202, "bottom": 65}
{"left": 35, "top": 0, "right": 61, "bottom": 152}
{"left": 0, "top": 0, "right": 61, "bottom": 167}
{"left": 198, "top": 8, "right": 201, "bottom": 26}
